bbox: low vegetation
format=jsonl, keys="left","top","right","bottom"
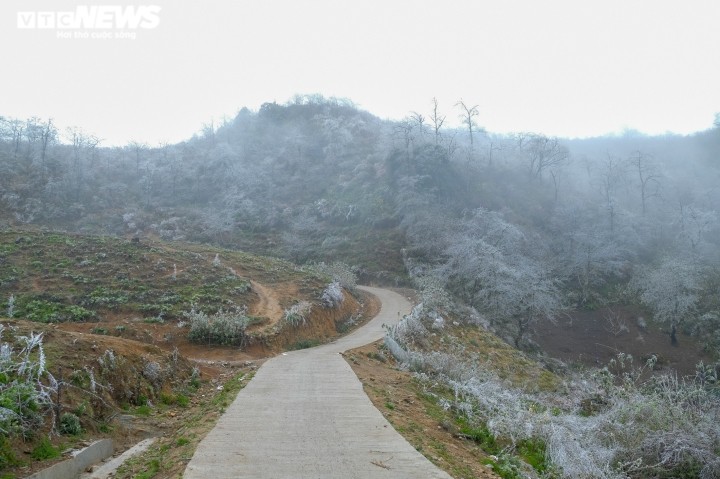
{"left": 185, "top": 307, "right": 251, "bottom": 346}
{"left": 0, "top": 230, "right": 324, "bottom": 327}
{"left": 384, "top": 299, "right": 720, "bottom": 479}
{"left": 0, "top": 228, "right": 375, "bottom": 477}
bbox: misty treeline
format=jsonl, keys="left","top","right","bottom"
{"left": 1, "top": 96, "right": 719, "bottom": 351}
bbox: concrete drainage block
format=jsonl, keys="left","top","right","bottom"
{"left": 26, "top": 439, "right": 113, "bottom": 479}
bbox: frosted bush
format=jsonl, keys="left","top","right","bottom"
{"left": 284, "top": 301, "right": 312, "bottom": 327}
{"left": 142, "top": 360, "right": 162, "bottom": 387}
{"left": 415, "top": 275, "right": 452, "bottom": 312}
{"left": 387, "top": 309, "right": 720, "bottom": 479}
{"left": 389, "top": 304, "right": 429, "bottom": 344}
{"left": 98, "top": 349, "right": 117, "bottom": 369}
{"left": 308, "top": 261, "right": 357, "bottom": 290}
{"left": 544, "top": 417, "right": 622, "bottom": 479}
{"left": 0, "top": 327, "right": 55, "bottom": 438}
{"left": 384, "top": 335, "right": 410, "bottom": 364}
{"left": 320, "top": 281, "right": 344, "bottom": 308}
{"left": 185, "top": 307, "right": 250, "bottom": 346}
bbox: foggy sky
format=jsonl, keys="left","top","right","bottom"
{"left": 1, "top": 0, "right": 719, "bottom": 146}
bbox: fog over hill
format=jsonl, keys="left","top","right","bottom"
{"left": 1, "top": 97, "right": 719, "bottom": 351}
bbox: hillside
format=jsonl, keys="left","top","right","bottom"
{"left": 0, "top": 230, "right": 378, "bottom": 477}
{"left": 1, "top": 97, "right": 720, "bottom": 478}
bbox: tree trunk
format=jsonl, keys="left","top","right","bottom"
{"left": 670, "top": 323, "right": 678, "bottom": 346}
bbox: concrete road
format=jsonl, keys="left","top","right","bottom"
{"left": 184, "top": 286, "right": 453, "bottom": 478}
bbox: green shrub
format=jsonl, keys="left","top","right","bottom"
{"left": 59, "top": 413, "right": 82, "bottom": 435}
{"left": 17, "top": 299, "right": 94, "bottom": 323}
{"left": 518, "top": 438, "right": 548, "bottom": 473}
{"left": 83, "top": 287, "right": 128, "bottom": 307}
{"left": 134, "top": 405, "right": 152, "bottom": 416}
{"left": 459, "top": 422, "right": 498, "bottom": 453}
{"left": 0, "top": 436, "right": 20, "bottom": 469}
{"left": 291, "top": 339, "right": 320, "bottom": 350}
{"left": 483, "top": 453, "right": 523, "bottom": 479}
{"left": 134, "top": 458, "right": 160, "bottom": 479}
{"left": 31, "top": 437, "right": 60, "bottom": 460}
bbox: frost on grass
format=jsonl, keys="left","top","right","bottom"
{"left": 185, "top": 307, "right": 250, "bottom": 346}
{"left": 384, "top": 304, "right": 720, "bottom": 479}
{"left": 284, "top": 301, "right": 312, "bottom": 327}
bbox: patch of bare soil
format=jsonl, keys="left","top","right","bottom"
{"left": 345, "top": 342, "right": 499, "bottom": 479}
{"left": 247, "top": 280, "right": 284, "bottom": 325}
{"left": 534, "top": 306, "right": 712, "bottom": 375}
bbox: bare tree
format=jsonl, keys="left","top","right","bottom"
{"left": 7, "top": 118, "right": 24, "bottom": 158}
{"left": 39, "top": 119, "right": 56, "bottom": 168}
{"left": 429, "top": 97, "right": 445, "bottom": 146}
{"left": 129, "top": 141, "right": 148, "bottom": 174}
{"left": 628, "top": 150, "right": 661, "bottom": 216}
{"left": 393, "top": 118, "right": 415, "bottom": 159}
{"left": 409, "top": 112, "right": 427, "bottom": 141}
{"left": 487, "top": 140, "right": 502, "bottom": 169}
{"left": 598, "top": 154, "right": 625, "bottom": 234}
{"left": 521, "top": 134, "right": 569, "bottom": 179}
{"left": 456, "top": 100, "right": 480, "bottom": 158}
{"left": 66, "top": 127, "right": 100, "bottom": 202}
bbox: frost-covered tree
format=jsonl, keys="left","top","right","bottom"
{"left": 438, "top": 208, "right": 562, "bottom": 346}
{"left": 517, "top": 133, "right": 569, "bottom": 180}
{"left": 456, "top": 100, "right": 480, "bottom": 158}
{"left": 632, "top": 256, "right": 702, "bottom": 345}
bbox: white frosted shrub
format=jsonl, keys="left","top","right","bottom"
{"left": 284, "top": 301, "right": 312, "bottom": 327}
{"left": 320, "top": 281, "right": 344, "bottom": 308}
{"left": 0, "top": 327, "right": 56, "bottom": 438}
{"left": 185, "top": 307, "right": 250, "bottom": 346}
{"left": 308, "top": 261, "right": 357, "bottom": 290}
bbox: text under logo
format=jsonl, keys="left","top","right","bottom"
{"left": 17, "top": 5, "right": 161, "bottom": 30}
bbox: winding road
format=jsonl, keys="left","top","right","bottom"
{"left": 184, "top": 286, "right": 453, "bottom": 478}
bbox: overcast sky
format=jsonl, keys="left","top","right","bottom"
{"left": 1, "top": 0, "right": 719, "bottom": 146}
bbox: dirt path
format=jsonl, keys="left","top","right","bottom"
{"left": 248, "top": 280, "right": 283, "bottom": 325}
{"left": 184, "top": 286, "right": 452, "bottom": 479}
